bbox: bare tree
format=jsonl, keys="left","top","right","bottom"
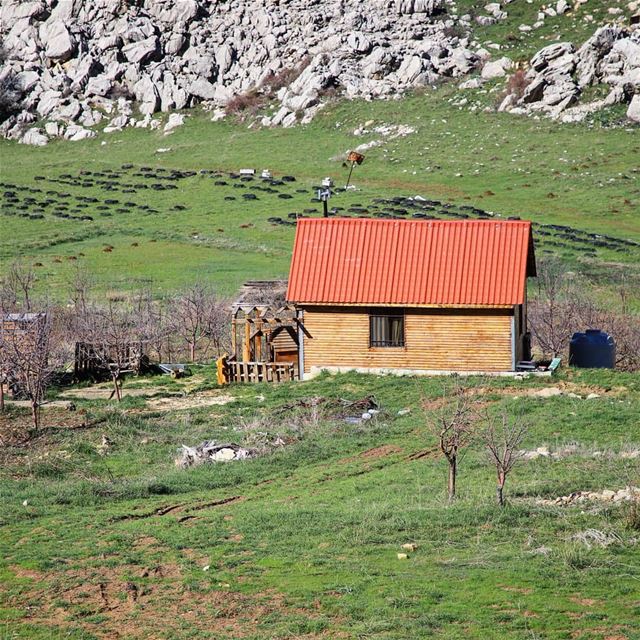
{"left": 0, "top": 310, "right": 67, "bottom": 431}
{"left": 0, "top": 261, "right": 36, "bottom": 313}
{"left": 481, "top": 409, "right": 529, "bottom": 507}
{"left": 424, "top": 382, "right": 478, "bottom": 503}
{"left": 528, "top": 258, "right": 581, "bottom": 358}
{"left": 173, "top": 283, "right": 229, "bottom": 362}
{"left": 74, "top": 300, "right": 146, "bottom": 401}
{"left": 134, "top": 290, "right": 173, "bottom": 363}
{"left": 530, "top": 260, "right": 640, "bottom": 371}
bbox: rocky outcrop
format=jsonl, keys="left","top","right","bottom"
{"left": 0, "top": 0, "right": 480, "bottom": 143}
{"left": 502, "top": 25, "right": 640, "bottom": 122}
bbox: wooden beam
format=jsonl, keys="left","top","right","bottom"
{"left": 243, "top": 319, "right": 251, "bottom": 362}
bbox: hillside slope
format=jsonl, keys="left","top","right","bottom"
{"left": 1, "top": 370, "right": 639, "bottom": 639}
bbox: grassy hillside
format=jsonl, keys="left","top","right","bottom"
{"left": 1, "top": 370, "right": 639, "bottom": 639}
{"left": 2, "top": 84, "right": 639, "bottom": 300}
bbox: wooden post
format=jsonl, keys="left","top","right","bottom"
{"left": 231, "top": 316, "right": 237, "bottom": 359}
{"left": 255, "top": 316, "right": 263, "bottom": 362}
{"left": 243, "top": 319, "right": 251, "bottom": 362}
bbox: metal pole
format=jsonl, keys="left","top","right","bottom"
{"left": 323, "top": 198, "right": 328, "bottom": 217}
{"left": 345, "top": 161, "right": 356, "bottom": 189}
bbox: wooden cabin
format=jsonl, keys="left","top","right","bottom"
{"left": 286, "top": 218, "right": 536, "bottom": 377}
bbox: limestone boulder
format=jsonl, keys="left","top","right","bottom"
{"left": 21, "top": 127, "right": 48, "bottom": 146}
{"left": 39, "top": 20, "right": 76, "bottom": 61}
{"left": 627, "top": 94, "right": 640, "bottom": 123}
{"left": 122, "top": 35, "right": 158, "bottom": 65}
{"left": 481, "top": 56, "right": 513, "bottom": 79}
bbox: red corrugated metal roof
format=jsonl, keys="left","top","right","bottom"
{"left": 286, "top": 218, "right": 536, "bottom": 306}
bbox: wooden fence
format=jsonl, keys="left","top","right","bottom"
{"left": 226, "top": 361, "right": 296, "bottom": 383}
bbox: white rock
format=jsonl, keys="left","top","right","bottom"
{"left": 86, "top": 75, "right": 112, "bottom": 97}
{"left": 39, "top": 20, "right": 75, "bottom": 61}
{"left": 64, "top": 124, "right": 95, "bottom": 141}
{"left": 481, "top": 57, "right": 513, "bottom": 79}
{"left": 21, "top": 127, "right": 48, "bottom": 146}
{"left": 122, "top": 36, "right": 158, "bottom": 65}
{"left": 15, "top": 70, "right": 39, "bottom": 93}
{"left": 189, "top": 78, "right": 217, "bottom": 100}
{"left": 44, "top": 121, "right": 60, "bottom": 137}
{"left": 163, "top": 113, "right": 185, "bottom": 133}
{"left": 627, "top": 93, "right": 640, "bottom": 122}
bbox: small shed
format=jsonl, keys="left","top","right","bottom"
{"left": 286, "top": 218, "right": 536, "bottom": 377}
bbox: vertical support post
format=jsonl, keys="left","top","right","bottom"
{"left": 255, "top": 317, "right": 263, "bottom": 362}
{"left": 297, "top": 309, "right": 304, "bottom": 381}
{"left": 231, "top": 316, "right": 237, "bottom": 359}
{"left": 243, "top": 318, "right": 251, "bottom": 362}
{"left": 510, "top": 314, "right": 516, "bottom": 371}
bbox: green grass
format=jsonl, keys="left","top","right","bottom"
{"left": 1, "top": 369, "right": 639, "bottom": 638}
{"left": 2, "top": 84, "right": 639, "bottom": 300}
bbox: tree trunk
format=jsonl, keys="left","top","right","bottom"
{"left": 0, "top": 376, "right": 4, "bottom": 412}
{"left": 112, "top": 374, "right": 122, "bottom": 401}
{"left": 447, "top": 457, "right": 457, "bottom": 503}
{"left": 31, "top": 400, "right": 39, "bottom": 432}
{"left": 189, "top": 341, "right": 196, "bottom": 363}
{"left": 496, "top": 471, "right": 506, "bottom": 506}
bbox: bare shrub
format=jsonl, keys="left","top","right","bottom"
{"left": 505, "top": 68, "right": 530, "bottom": 100}
{"left": 424, "top": 381, "right": 478, "bottom": 503}
{"left": 622, "top": 497, "right": 640, "bottom": 531}
{"left": 260, "top": 56, "right": 311, "bottom": 96}
{"left": 224, "top": 90, "right": 267, "bottom": 118}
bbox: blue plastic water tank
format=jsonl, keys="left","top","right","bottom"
{"left": 569, "top": 329, "right": 616, "bottom": 369}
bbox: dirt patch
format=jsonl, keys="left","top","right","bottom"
{"left": 146, "top": 392, "right": 234, "bottom": 411}
{"left": 475, "top": 381, "right": 624, "bottom": 401}
{"left": 569, "top": 596, "right": 601, "bottom": 607}
{"left": 500, "top": 585, "right": 533, "bottom": 595}
{"left": 338, "top": 444, "right": 403, "bottom": 465}
{"left": 62, "top": 386, "right": 157, "bottom": 400}
{"left": 421, "top": 396, "right": 449, "bottom": 411}
{"left": 111, "top": 495, "right": 245, "bottom": 522}
{"left": 406, "top": 446, "right": 440, "bottom": 461}
{"left": 0, "top": 407, "right": 93, "bottom": 462}
{"left": 132, "top": 535, "right": 162, "bottom": 549}
{"left": 360, "top": 444, "right": 403, "bottom": 459}
{"left": 8, "top": 563, "right": 339, "bottom": 639}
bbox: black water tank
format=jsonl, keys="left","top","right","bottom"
{"left": 569, "top": 329, "right": 615, "bottom": 369}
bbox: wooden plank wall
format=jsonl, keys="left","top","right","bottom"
{"left": 301, "top": 306, "right": 514, "bottom": 373}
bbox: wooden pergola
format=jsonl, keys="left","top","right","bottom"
{"left": 227, "top": 281, "right": 306, "bottom": 383}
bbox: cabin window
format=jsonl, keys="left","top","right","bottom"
{"left": 369, "top": 310, "right": 405, "bottom": 347}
